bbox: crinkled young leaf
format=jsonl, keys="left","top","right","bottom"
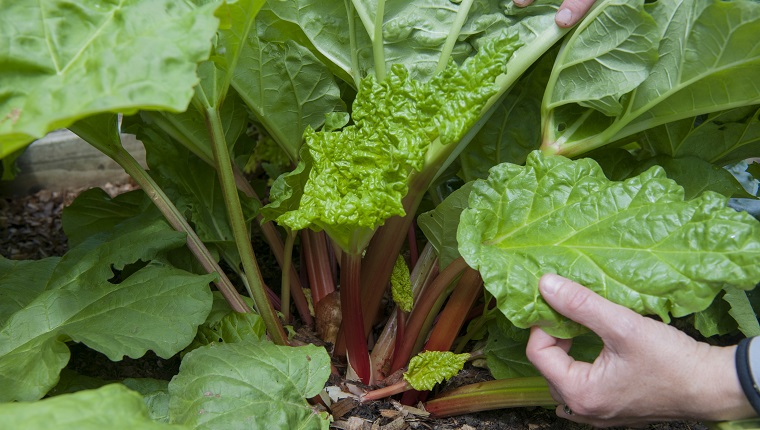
{"left": 169, "top": 340, "right": 331, "bottom": 430}
{"left": 403, "top": 351, "right": 469, "bottom": 392}
{"left": 0, "top": 219, "right": 214, "bottom": 401}
{"left": 390, "top": 256, "right": 413, "bottom": 312}
{"left": 263, "top": 35, "right": 518, "bottom": 253}
{"left": 0, "top": 0, "right": 220, "bottom": 157}
{"left": 459, "top": 50, "right": 554, "bottom": 181}
{"left": 0, "top": 384, "right": 188, "bottom": 430}
{"left": 122, "top": 378, "right": 172, "bottom": 424}
{"left": 458, "top": 151, "right": 760, "bottom": 338}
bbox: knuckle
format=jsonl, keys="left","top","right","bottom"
{"left": 563, "top": 287, "right": 594, "bottom": 314}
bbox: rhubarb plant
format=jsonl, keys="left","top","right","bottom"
{"left": 1, "top": 0, "right": 760, "bottom": 427}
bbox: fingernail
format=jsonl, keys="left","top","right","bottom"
{"left": 556, "top": 8, "right": 573, "bottom": 27}
{"left": 540, "top": 274, "right": 562, "bottom": 295}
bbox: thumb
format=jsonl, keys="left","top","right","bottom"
{"left": 555, "top": 0, "right": 597, "bottom": 27}
{"left": 539, "top": 274, "right": 641, "bottom": 343}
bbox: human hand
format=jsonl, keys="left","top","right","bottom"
{"left": 513, "top": 0, "right": 598, "bottom": 28}
{"left": 525, "top": 274, "right": 755, "bottom": 428}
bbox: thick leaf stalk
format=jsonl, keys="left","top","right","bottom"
{"left": 341, "top": 252, "right": 371, "bottom": 384}
{"left": 424, "top": 377, "right": 554, "bottom": 417}
{"left": 70, "top": 121, "right": 250, "bottom": 314}
{"left": 205, "top": 107, "right": 287, "bottom": 345}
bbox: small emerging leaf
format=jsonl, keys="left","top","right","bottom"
{"left": 391, "top": 256, "right": 413, "bottom": 312}
{"left": 404, "top": 351, "right": 469, "bottom": 392}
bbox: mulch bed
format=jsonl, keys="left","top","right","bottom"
{"left": 1, "top": 183, "right": 710, "bottom": 430}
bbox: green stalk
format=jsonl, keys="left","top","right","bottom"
{"left": 424, "top": 377, "right": 555, "bottom": 417}
{"left": 345, "top": 0, "right": 362, "bottom": 88}
{"left": 204, "top": 107, "right": 288, "bottom": 345}
{"left": 373, "top": 0, "right": 386, "bottom": 81}
{"left": 281, "top": 229, "right": 296, "bottom": 322}
{"left": 80, "top": 136, "right": 250, "bottom": 313}
{"left": 341, "top": 251, "right": 371, "bottom": 384}
{"left": 435, "top": 0, "right": 474, "bottom": 74}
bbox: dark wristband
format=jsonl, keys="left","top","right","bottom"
{"left": 736, "top": 337, "right": 760, "bottom": 415}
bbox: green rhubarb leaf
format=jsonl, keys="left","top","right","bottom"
{"left": 723, "top": 286, "right": 760, "bottom": 337}
{"left": 546, "top": 0, "right": 760, "bottom": 157}
{"left": 0, "top": 0, "right": 220, "bottom": 157}
{"left": 418, "top": 182, "right": 473, "bottom": 269}
{"left": 600, "top": 154, "right": 752, "bottom": 200}
{"left": 0, "top": 384, "right": 187, "bottom": 430}
{"left": 61, "top": 188, "right": 154, "bottom": 247}
{"left": 183, "top": 292, "right": 265, "bottom": 355}
{"left": 391, "top": 256, "right": 413, "bottom": 312}
{"left": 124, "top": 113, "right": 259, "bottom": 269}
{"left": 122, "top": 379, "right": 172, "bottom": 424}
{"left": 0, "top": 218, "right": 214, "bottom": 401}
{"left": 169, "top": 340, "right": 331, "bottom": 430}
{"left": 458, "top": 151, "right": 760, "bottom": 338}
{"left": 232, "top": 9, "right": 346, "bottom": 161}
{"left": 403, "top": 351, "right": 469, "bottom": 392}
{"left": 643, "top": 106, "right": 760, "bottom": 166}
{"left": 263, "top": 35, "right": 518, "bottom": 253}
{"left": 544, "top": 0, "right": 659, "bottom": 117}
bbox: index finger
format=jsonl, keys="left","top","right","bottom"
{"left": 539, "top": 274, "right": 644, "bottom": 344}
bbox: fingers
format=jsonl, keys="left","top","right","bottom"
{"left": 513, "top": 0, "right": 534, "bottom": 7}
{"left": 538, "top": 274, "right": 641, "bottom": 343}
{"left": 556, "top": 0, "right": 598, "bottom": 27}
{"left": 526, "top": 326, "right": 577, "bottom": 385}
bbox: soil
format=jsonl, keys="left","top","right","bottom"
{"left": 0, "top": 184, "right": 710, "bottom": 430}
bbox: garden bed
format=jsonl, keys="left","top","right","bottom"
{"left": 0, "top": 183, "right": 709, "bottom": 430}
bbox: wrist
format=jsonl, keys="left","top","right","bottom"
{"left": 689, "top": 344, "right": 756, "bottom": 421}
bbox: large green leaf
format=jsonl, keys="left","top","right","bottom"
{"left": 0, "top": 0, "right": 220, "bottom": 157}
{"left": 543, "top": 0, "right": 659, "bottom": 117}
{"left": 0, "top": 384, "right": 187, "bottom": 430}
{"left": 545, "top": 0, "right": 760, "bottom": 157}
{"left": 458, "top": 151, "right": 760, "bottom": 338}
{"left": 0, "top": 218, "right": 214, "bottom": 401}
{"left": 232, "top": 6, "right": 346, "bottom": 162}
{"left": 168, "top": 340, "right": 331, "bottom": 430}
{"left": 642, "top": 106, "right": 760, "bottom": 166}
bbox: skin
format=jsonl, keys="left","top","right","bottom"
{"left": 513, "top": 0, "right": 599, "bottom": 27}
{"left": 526, "top": 274, "right": 757, "bottom": 427}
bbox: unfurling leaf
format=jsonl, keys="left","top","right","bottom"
{"left": 404, "top": 351, "right": 469, "bottom": 392}
{"left": 391, "top": 256, "right": 413, "bottom": 312}
{"left": 458, "top": 151, "right": 760, "bottom": 338}
{"left": 263, "top": 34, "right": 519, "bottom": 253}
